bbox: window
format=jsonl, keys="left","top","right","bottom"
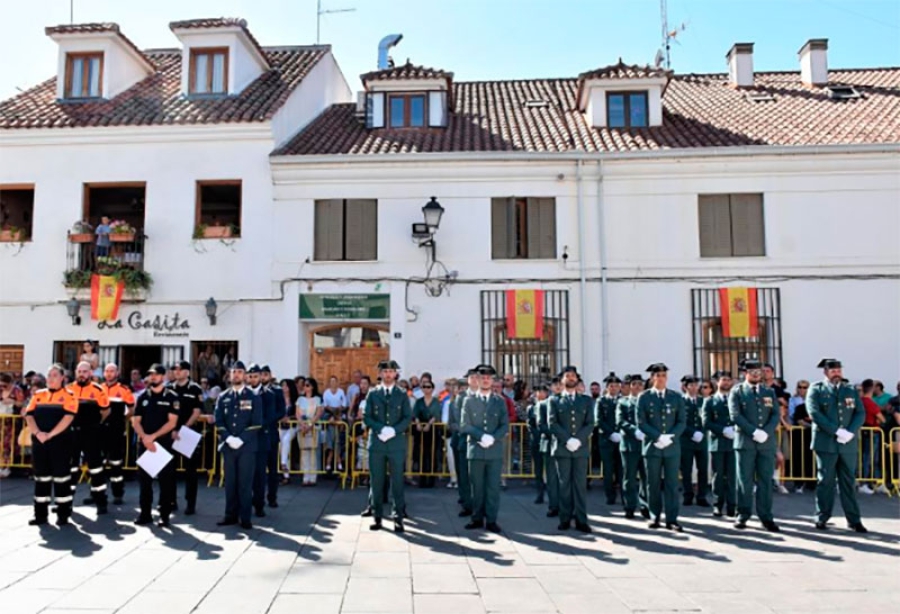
{"left": 65, "top": 53, "right": 103, "bottom": 98}
{"left": 196, "top": 181, "right": 241, "bottom": 237}
{"left": 189, "top": 48, "right": 228, "bottom": 94}
{"left": 698, "top": 193, "right": 765, "bottom": 258}
{"left": 491, "top": 197, "right": 556, "bottom": 259}
{"left": 314, "top": 199, "right": 378, "bottom": 261}
{"left": 191, "top": 341, "right": 238, "bottom": 387}
{"left": 388, "top": 94, "right": 426, "bottom": 128}
{"left": 827, "top": 85, "right": 862, "bottom": 100}
{"left": 606, "top": 91, "right": 648, "bottom": 128}
{"left": 0, "top": 185, "right": 34, "bottom": 241}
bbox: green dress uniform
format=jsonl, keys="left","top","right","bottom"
{"left": 728, "top": 382, "right": 779, "bottom": 524}
{"left": 449, "top": 389, "right": 474, "bottom": 513}
{"left": 636, "top": 389, "right": 686, "bottom": 524}
{"left": 594, "top": 395, "right": 621, "bottom": 504}
{"left": 364, "top": 385, "right": 412, "bottom": 521}
{"left": 702, "top": 393, "right": 736, "bottom": 514}
{"left": 538, "top": 396, "right": 560, "bottom": 514}
{"left": 549, "top": 392, "right": 595, "bottom": 526}
{"left": 526, "top": 401, "right": 545, "bottom": 501}
{"left": 616, "top": 394, "right": 647, "bottom": 515}
{"left": 461, "top": 393, "right": 509, "bottom": 525}
{"left": 806, "top": 379, "right": 865, "bottom": 526}
{"left": 680, "top": 395, "right": 709, "bottom": 505}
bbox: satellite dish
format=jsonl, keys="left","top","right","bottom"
{"left": 654, "top": 49, "right": 665, "bottom": 68}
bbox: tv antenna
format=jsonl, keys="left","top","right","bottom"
{"left": 658, "top": 0, "right": 688, "bottom": 69}
{"left": 317, "top": 0, "right": 356, "bottom": 44}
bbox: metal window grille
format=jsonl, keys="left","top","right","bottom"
{"left": 691, "top": 288, "right": 783, "bottom": 379}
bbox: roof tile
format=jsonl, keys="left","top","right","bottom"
{"left": 169, "top": 18, "right": 269, "bottom": 68}
{"left": 362, "top": 61, "right": 453, "bottom": 82}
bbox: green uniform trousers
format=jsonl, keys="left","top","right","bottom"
{"left": 542, "top": 451, "right": 559, "bottom": 512}
{"left": 369, "top": 450, "right": 405, "bottom": 520}
{"left": 710, "top": 451, "right": 736, "bottom": 512}
{"left": 453, "top": 444, "right": 473, "bottom": 511}
{"left": 621, "top": 450, "right": 647, "bottom": 513}
{"left": 646, "top": 454, "right": 680, "bottom": 523}
{"left": 469, "top": 459, "right": 502, "bottom": 524}
{"left": 815, "top": 451, "right": 861, "bottom": 525}
{"left": 680, "top": 447, "right": 709, "bottom": 501}
{"left": 598, "top": 445, "right": 618, "bottom": 502}
{"left": 556, "top": 456, "right": 589, "bottom": 524}
{"left": 736, "top": 448, "right": 775, "bottom": 523}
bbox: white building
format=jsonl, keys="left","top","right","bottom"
{"left": 1, "top": 26, "right": 898, "bottom": 387}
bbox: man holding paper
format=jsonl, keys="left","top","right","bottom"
{"left": 364, "top": 359, "right": 412, "bottom": 532}
{"left": 132, "top": 364, "right": 179, "bottom": 528}
{"left": 549, "top": 365, "right": 595, "bottom": 533}
{"left": 729, "top": 359, "right": 780, "bottom": 532}
{"left": 214, "top": 361, "right": 262, "bottom": 530}
{"left": 636, "top": 363, "right": 686, "bottom": 531}
{"left": 806, "top": 358, "right": 867, "bottom": 533}
{"left": 701, "top": 370, "right": 737, "bottom": 518}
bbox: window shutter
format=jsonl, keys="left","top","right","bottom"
{"left": 344, "top": 199, "right": 377, "bottom": 260}
{"left": 366, "top": 93, "right": 385, "bottom": 128}
{"left": 698, "top": 194, "right": 733, "bottom": 257}
{"left": 526, "top": 197, "right": 556, "bottom": 258}
{"left": 729, "top": 194, "right": 765, "bottom": 257}
{"left": 491, "top": 198, "right": 511, "bottom": 259}
{"left": 428, "top": 91, "right": 447, "bottom": 127}
{"left": 314, "top": 199, "right": 344, "bottom": 260}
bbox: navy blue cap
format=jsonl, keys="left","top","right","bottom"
{"left": 231, "top": 361, "right": 247, "bottom": 371}
{"left": 146, "top": 363, "right": 166, "bottom": 376}
{"left": 247, "top": 363, "right": 261, "bottom": 374}
{"left": 261, "top": 365, "right": 271, "bottom": 373}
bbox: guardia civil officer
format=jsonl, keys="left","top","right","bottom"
{"left": 132, "top": 364, "right": 179, "bottom": 527}
{"left": 526, "top": 383, "right": 550, "bottom": 504}
{"left": 539, "top": 377, "right": 563, "bottom": 517}
{"left": 24, "top": 364, "right": 77, "bottom": 526}
{"left": 364, "top": 359, "right": 412, "bottom": 532}
{"left": 595, "top": 372, "right": 623, "bottom": 505}
{"left": 247, "top": 364, "right": 279, "bottom": 518}
{"left": 260, "top": 366, "right": 286, "bottom": 507}
{"left": 101, "top": 363, "right": 135, "bottom": 505}
{"left": 449, "top": 368, "right": 478, "bottom": 517}
{"left": 68, "top": 361, "right": 111, "bottom": 514}
{"left": 616, "top": 374, "right": 649, "bottom": 519}
{"left": 729, "top": 359, "right": 780, "bottom": 532}
{"left": 460, "top": 364, "right": 509, "bottom": 533}
{"left": 168, "top": 360, "right": 204, "bottom": 515}
{"left": 680, "top": 375, "right": 710, "bottom": 507}
{"left": 701, "top": 371, "right": 737, "bottom": 517}
{"left": 549, "top": 365, "right": 594, "bottom": 532}
{"left": 806, "top": 358, "right": 867, "bottom": 533}
{"left": 215, "top": 361, "right": 262, "bottom": 530}
{"left": 636, "top": 363, "right": 686, "bottom": 531}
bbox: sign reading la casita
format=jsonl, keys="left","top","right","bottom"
{"left": 97, "top": 311, "right": 190, "bottom": 337}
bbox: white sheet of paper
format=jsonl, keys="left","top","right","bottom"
{"left": 137, "top": 446, "right": 173, "bottom": 479}
{"left": 172, "top": 426, "right": 201, "bottom": 458}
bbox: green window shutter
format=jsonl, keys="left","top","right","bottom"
{"left": 527, "top": 197, "right": 556, "bottom": 259}
{"left": 729, "top": 193, "right": 766, "bottom": 257}
{"left": 698, "top": 194, "right": 733, "bottom": 257}
{"left": 491, "top": 197, "right": 512, "bottom": 259}
{"left": 344, "top": 199, "right": 378, "bottom": 260}
{"left": 314, "top": 199, "right": 344, "bottom": 261}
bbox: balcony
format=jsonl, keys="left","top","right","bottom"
{"left": 65, "top": 229, "right": 152, "bottom": 296}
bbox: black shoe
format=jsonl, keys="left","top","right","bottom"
{"left": 113, "top": 497, "right": 124, "bottom": 505}
{"left": 464, "top": 520, "right": 484, "bottom": 530}
{"left": 394, "top": 519, "right": 405, "bottom": 533}
{"left": 534, "top": 495, "right": 545, "bottom": 504}
{"left": 360, "top": 507, "right": 374, "bottom": 518}
{"left": 402, "top": 510, "right": 409, "bottom": 519}
{"left": 558, "top": 521, "right": 571, "bottom": 531}
{"left": 458, "top": 509, "right": 473, "bottom": 517}
{"left": 56, "top": 516, "right": 70, "bottom": 527}
{"left": 727, "top": 507, "right": 736, "bottom": 518}
{"left": 696, "top": 499, "right": 711, "bottom": 508}
{"left": 683, "top": 496, "right": 694, "bottom": 507}
{"left": 624, "top": 510, "right": 635, "bottom": 519}
{"left": 97, "top": 505, "right": 108, "bottom": 515}
{"left": 82, "top": 497, "right": 95, "bottom": 506}
{"left": 28, "top": 518, "right": 48, "bottom": 526}
{"left": 184, "top": 507, "right": 196, "bottom": 516}
{"left": 848, "top": 522, "right": 868, "bottom": 534}
{"left": 546, "top": 509, "right": 559, "bottom": 518}
{"left": 762, "top": 520, "right": 780, "bottom": 533}
{"left": 216, "top": 518, "right": 238, "bottom": 526}
{"left": 640, "top": 507, "right": 650, "bottom": 519}
{"left": 240, "top": 521, "right": 253, "bottom": 530}
{"left": 254, "top": 507, "right": 266, "bottom": 518}
{"left": 135, "top": 515, "right": 153, "bottom": 526}
{"left": 268, "top": 500, "right": 279, "bottom": 508}
{"left": 157, "top": 517, "right": 171, "bottom": 528}
{"left": 713, "top": 508, "right": 724, "bottom": 518}
{"left": 667, "top": 522, "right": 684, "bottom": 533}
{"left": 575, "top": 522, "right": 592, "bottom": 534}
{"left": 648, "top": 519, "right": 661, "bottom": 529}
{"left": 815, "top": 521, "right": 829, "bottom": 531}
{"left": 734, "top": 519, "right": 747, "bottom": 530}
{"left": 370, "top": 520, "right": 383, "bottom": 531}
{"left": 486, "top": 523, "right": 502, "bottom": 534}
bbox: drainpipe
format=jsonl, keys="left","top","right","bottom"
{"left": 576, "top": 160, "right": 587, "bottom": 368}
{"left": 596, "top": 161, "right": 609, "bottom": 373}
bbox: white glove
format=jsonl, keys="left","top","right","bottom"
{"left": 722, "top": 426, "right": 736, "bottom": 440}
{"left": 609, "top": 432, "right": 622, "bottom": 444}
{"left": 379, "top": 426, "right": 395, "bottom": 442}
{"left": 752, "top": 429, "right": 768, "bottom": 444}
{"left": 478, "top": 439, "right": 490, "bottom": 449}
{"left": 658, "top": 434, "right": 674, "bottom": 445}
{"left": 691, "top": 431, "right": 704, "bottom": 443}
{"left": 566, "top": 437, "right": 581, "bottom": 452}
{"left": 836, "top": 428, "right": 853, "bottom": 444}
{"left": 480, "top": 434, "right": 494, "bottom": 448}
{"left": 653, "top": 438, "right": 672, "bottom": 450}
{"left": 225, "top": 435, "right": 243, "bottom": 450}
{"left": 634, "top": 429, "right": 646, "bottom": 442}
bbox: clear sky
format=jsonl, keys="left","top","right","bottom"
{"left": 1, "top": 0, "right": 899, "bottom": 99}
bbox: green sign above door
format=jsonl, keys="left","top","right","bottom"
{"left": 299, "top": 294, "right": 390, "bottom": 321}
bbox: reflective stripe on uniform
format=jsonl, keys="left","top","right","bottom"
{"left": 55, "top": 496, "right": 73, "bottom": 503}
{"left": 34, "top": 476, "right": 52, "bottom": 482}
{"left": 108, "top": 460, "right": 123, "bottom": 466}
{"left": 34, "top": 496, "right": 51, "bottom": 503}
{"left": 90, "top": 485, "right": 107, "bottom": 492}
{"left": 54, "top": 476, "right": 69, "bottom": 483}
{"left": 88, "top": 467, "right": 104, "bottom": 475}
{"left": 109, "top": 476, "right": 124, "bottom": 483}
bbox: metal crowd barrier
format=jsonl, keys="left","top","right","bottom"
{"left": 0, "top": 414, "right": 31, "bottom": 469}
{"left": 776, "top": 426, "right": 818, "bottom": 484}
{"left": 888, "top": 427, "right": 900, "bottom": 494}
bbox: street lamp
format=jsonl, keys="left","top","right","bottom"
{"left": 66, "top": 297, "right": 81, "bottom": 325}
{"left": 205, "top": 297, "right": 218, "bottom": 326}
{"left": 422, "top": 196, "right": 444, "bottom": 231}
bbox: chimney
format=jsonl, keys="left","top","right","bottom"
{"left": 726, "top": 43, "right": 754, "bottom": 87}
{"left": 799, "top": 38, "right": 828, "bottom": 86}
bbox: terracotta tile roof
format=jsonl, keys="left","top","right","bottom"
{"left": 44, "top": 22, "right": 152, "bottom": 69}
{"left": 578, "top": 59, "right": 672, "bottom": 81}
{"left": 274, "top": 68, "right": 900, "bottom": 156}
{"left": 0, "top": 45, "right": 328, "bottom": 130}
{"left": 169, "top": 18, "right": 269, "bottom": 68}
{"left": 361, "top": 61, "right": 453, "bottom": 83}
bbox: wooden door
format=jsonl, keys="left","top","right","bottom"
{"left": 0, "top": 345, "right": 24, "bottom": 376}
{"left": 309, "top": 325, "right": 389, "bottom": 387}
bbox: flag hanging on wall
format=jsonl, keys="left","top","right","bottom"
{"left": 91, "top": 275, "right": 124, "bottom": 322}
{"left": 506, "top": 289, "right": 544, "bottom": 339}
{"left": 719, "top": 287, "right": 758, "bottom": 338}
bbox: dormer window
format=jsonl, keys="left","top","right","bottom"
{"left": 388, "top": 94, "right": 426, "bottom": 128}
{"left": 606, "top": 91, "right": 648, "bottom": 128}
{"left": 189, "top": 48, "right": 228, "bottom": 94}
{"left": 65, "top": 52, "right": 103, "bottom": 99}
{"left": 360, "top": 61, "right": 452, "bottom": 129}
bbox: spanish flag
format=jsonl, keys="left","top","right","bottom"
{"left": 90, "top": 274, "right": 124, "bottom": 322}
{"left": 506, "top": 289, "right": 544, "bottom": 339}
{"left": 719, "top": 287, "right": 758, "bottom": 338}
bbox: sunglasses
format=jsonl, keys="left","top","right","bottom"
{"left": 422, "top": 385, "right": 434, "bottom": 390}
{"left": 798, "top": 385, "right": 808, "bottom": 389}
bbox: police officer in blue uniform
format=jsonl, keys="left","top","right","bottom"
{"left": 260, "top": 365, "right": 286, "bottom": 508}
{"left": 214, "top": 361, "right": 262, "bottom": 530}
{"left": 247, "top": 363, "right": 279, "bottom": 518}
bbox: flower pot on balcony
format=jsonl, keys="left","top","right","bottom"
{"left": 203, "top": 225, "right": 233, "bottom": 239}
{"left": 110, "top": 233, "right": 135, "bottom": 243}
{"left": 0, "top": 229, "right": 25, "bottom": 242}
{"left": 69, "top": 233, "right": 93, "bottom": 243}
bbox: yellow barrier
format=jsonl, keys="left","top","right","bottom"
{"left": 856, "top": 426, "right": 886, "bottom": 488}
{"left": 504, "top": 422, "right": 535, "bottom": 480}
{"left": 0, "top": 414, "right": 31, "bottom": 469}
{"left": 888, "top": 427, "right": 900, "bottom": 494}
{"left": 777, "top": 426, "right": 817, "bottom": 484}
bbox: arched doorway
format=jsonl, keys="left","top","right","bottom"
{"left": 308, "top": 324, "right": 390, "bottom": 387}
